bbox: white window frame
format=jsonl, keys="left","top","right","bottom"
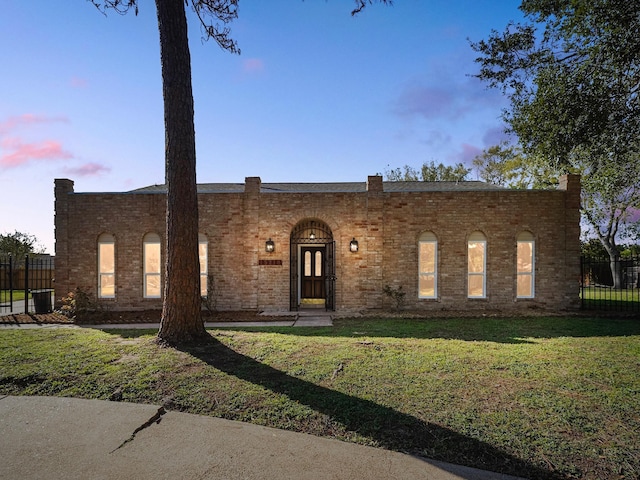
{"left": 517, "top": 232, "right": 535, "bottom": 298}
{"left": 467, "top": 232, "right": 487, "bottom": 299}
{"left": 98, "top": 233, "right": 115, "bottom": 298}
{"left": 143, "top": 233, "right": 162, "bottom": 299}
{"left": 418, "top": 232, "right": 437, "bottom": 299}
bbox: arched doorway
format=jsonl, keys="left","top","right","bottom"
{"left": 290, "top": 219, "right": 335, "bottom": 311}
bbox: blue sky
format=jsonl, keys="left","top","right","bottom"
{"left": 0, "top": 1, "right": 524, "bottom": 253}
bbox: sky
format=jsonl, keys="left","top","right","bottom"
{"left": 0, "top": 0, "right": 526, "bottom": 254}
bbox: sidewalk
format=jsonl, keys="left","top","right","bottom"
{"left": 0, "top": 395, "right": 524, "bottom": 480}
{"left": 0, "top": 311, "right": 334, "bottom": 329}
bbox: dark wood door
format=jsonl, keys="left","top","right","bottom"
{"left": 301, "top": 247, "right": 325, "bottom": 299}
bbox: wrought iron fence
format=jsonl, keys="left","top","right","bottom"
{"left": 580, "top": 255, "right": 640, "bottom": 312}
{"left": 0, "top": 254, "right": 55, "bottom": 315}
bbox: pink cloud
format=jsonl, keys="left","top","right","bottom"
{"left": 0, "top": 137, "right": 73, "bottom": 168}
{"left": 482, "top": 125, "right": 511, "bottom": 147}
{"left": 392, "top": 76, "right": 506, "bottom": 122}
{"left": 393, "top": 84, "right": 455, "bottom": 119}
{"left": 70, "top": 76, "right": 88, "bottom": 89}
{"left": 0, "top": 114, "right": 75, "bottom": 170}
{"left": 242, "top": 58, "right": 265, "bottom": 74}
{"left": 0, "top": 114, "right": 68, "bottom": 134}
{"left": 447, "top": 143, "right": 483, "bottom": 165}
{"left": 63, "top": 162, "right": 111, "bottom": 177}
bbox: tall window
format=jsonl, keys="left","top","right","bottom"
{"left": 98, "top": 233, "right": 115, "bottom": 298}
{"left": 143, "top": 233, "right": 161, "bottom": 298}
{"left": 199, "top": 234, "right": 208, "bottom": 297}
{"left": 418, "top": 232, "right": 437, "bottom": 298}
{"left": 517, "top": 232, "right": 535, "bottom": 298}
{"left": 468, "top": 231, "right": 487, "bottom": 298}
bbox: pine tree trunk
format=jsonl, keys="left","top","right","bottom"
{"left": 155, "top": 0, "right": 208, "bottom": 345}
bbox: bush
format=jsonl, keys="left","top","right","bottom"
{"left": 383, "top": 284, "right": 406, "bottom": 310}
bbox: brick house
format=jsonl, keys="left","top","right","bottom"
{"left": 54, "top": 174, "right": 581, "bottom": 313}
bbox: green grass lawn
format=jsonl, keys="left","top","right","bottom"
{"left": 581, "top": 286, "right": 640, "bottom": 311}
{"left": 0, "top": 290, "right": 29, "bottom": 303}
{"left": 1, "top": 316, "right": 639, "bottom": 479}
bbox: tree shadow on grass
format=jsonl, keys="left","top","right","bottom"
{"left": 178, "top": 337, "right": 564, "bottom": 480}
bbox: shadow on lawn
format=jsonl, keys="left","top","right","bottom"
{"left": 178, "top": 337, "right": 564, "bottom": 480}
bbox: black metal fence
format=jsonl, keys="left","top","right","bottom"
{"left": 581, "top": 255, "right": 640, "bottom": 312}
{"left": 0, "top": 254, "right": 55, "bottom": 315}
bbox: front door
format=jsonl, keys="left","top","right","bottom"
{"left": 301, "top": 247, "right": 325, "bottom": 300}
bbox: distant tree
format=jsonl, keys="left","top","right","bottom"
{"left": 581, "top": 238, "right": 610, "bottom": 259}
{"left": 0, "top": 231, "right": 43, "bottom": 259}
{"left": 472, "top": 0, "right": 640, "bottom": 289}
{"left": 89, "top": 0, "right": 392, "bottom": 345}
{"left": 473, "top": 144, "right": 640, "bottom": 288}
{"left": 384, "top": 161, "right": 470, "bottom": 182}
{"left": 472, "top": 144, "right": 559, "bottom": 189}
{"left": 471, "top": 0, "right": 640, "bottom": 169}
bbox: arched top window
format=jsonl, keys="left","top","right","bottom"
{"left": 98, "top": 233, "right": 115, "bottom": 243}
{"left": 419, "top": 231, "right": 437, "bottom": 242}
{"left": 290, "top": 219, "right": 333, "bottom": 244}
{"left": 468, "top": 231, "right": 487, "bottom": 242}
{"left": 517, "top": 231, "right": 534, "bottom": 242}
{"left": 143, "top": 232, "right": 161, "bottom": 243}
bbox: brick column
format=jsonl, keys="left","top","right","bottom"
{"left": 242, "top": 177, "right": 261, "bottom": 309}
{"left": 365, "top": 176, "right": 384, "bottom": 309}
{"left": 54, "top": 179, "right": 74, "bottom": 307}
{"left": 558, "top": 174, "right": 581, "bottom": 309}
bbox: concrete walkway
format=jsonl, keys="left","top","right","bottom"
{"left": 0, "top": 395, "right": 524, "bottom": 480}
{"left": 0, "top": 311, "right": 334, "bottom": 329}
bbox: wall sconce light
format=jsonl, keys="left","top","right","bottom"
{"left": 265, "top": 238, "right": 275, "bottom": 253}
{"left": 309, "top": 231, "right": 316, "bottom": 240}
{"left": 349, "top": 238, "right": 359, "bottom": 253}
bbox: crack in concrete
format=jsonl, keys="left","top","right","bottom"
{"left": 110, "top": 406, "right": 166, "bottom": 453}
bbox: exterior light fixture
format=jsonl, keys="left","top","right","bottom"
{"left": 265, "top": 238, "right": 275, "bottom": 253}
{"left": 309, "top": 231, "right": 316, "bottom": 240}
{"left": 349, "top": 238, "right": 359, "bottom": 252}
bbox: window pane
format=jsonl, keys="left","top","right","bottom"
{"left": 100, "top": 274, "right": 115, "bottom": 297}
{"left": 419, "top": 274, "right": 435, "bottom": 298}
{"left": 146, "top": 275, "right": 161, "bottom": 297}
{"left": 315, "top": 251, "right": 322, "bottom": 277}
{"left": 517, "top": 242, "right": 533, "bottom": 273}
{"left": 517, "top": 274, "right": 533, "bottom": 297}
{"left": 419, "top": 243, "right": 435, "bottom": 273}
{"left": 468, "top": 274, "right": 485, "bottom": 297}
{"left": 304, "top": 251, "right": 311, "bottom": 276}
{"left": 145, "top": 243, "right": 161, "bottom": 273}
{"left": 199, "top": 242, "right": 207, "bottom": 274}
{"left": 468, "top": 242, "right": 485, "bottom": 273}
{"left": 200, "top": 274, "right": 207, "bottom": 297}
{"left": 99, "top": 243, "right": 114, "bottom": 272}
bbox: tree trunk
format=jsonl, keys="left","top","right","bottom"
{"left": 601, "top": 240, "right": 623, "bottom": 290}
{"left": 155, "top": 0, "right": 208, "bottom": 345}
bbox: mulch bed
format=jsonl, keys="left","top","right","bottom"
{"left": 0, "top": 310, "right": 294, "bottom": 325}
{"left": 0, "top": 313, "right": 74, "bottom": 325}
{"left": 72, "top": 310, "right": 294, "bottom": 325}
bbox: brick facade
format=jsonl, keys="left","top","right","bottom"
{"left": 54, "top": 175, "right": 581, "bottom": 313}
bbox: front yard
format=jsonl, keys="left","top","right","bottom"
{"left": 1, "top": 316, "right": 638, "bottom": 479}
